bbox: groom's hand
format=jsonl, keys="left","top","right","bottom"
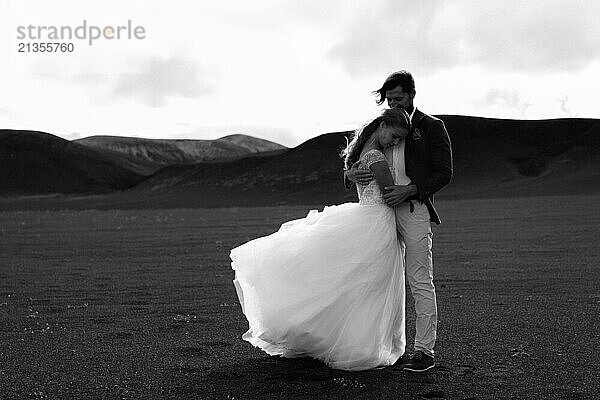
{"left": 346, "top": 161, "right": 373, "bottom": 185}
{"left": 383, "top": 184, "right": 418, "bottom": 207}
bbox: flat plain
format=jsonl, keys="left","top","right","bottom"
{"left": 1, "top": 194, "right": 599, "bottom": 399}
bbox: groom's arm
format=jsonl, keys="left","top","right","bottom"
{"left": 416, "top": 119, "right": 453, "bottom": 201}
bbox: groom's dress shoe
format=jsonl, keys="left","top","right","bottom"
{"left": 392, "top": 353, "right": 410, "bottom": 368}
{"left": 402, "top": 351, "right": 435, "bottom": 372}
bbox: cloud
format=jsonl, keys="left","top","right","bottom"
{"left": 27, "top": 53, "right": 214, "bottom": 108}
{"left": 111, "top": 55, "right": 214, "bottom": 107}
{"left": 281, "top": 0, "right": 357, "bottom": 26}
{"left": 63, "top": 131, "right": 82, "bottom": 140}
{"left": 328, "top": 0, "right": 600, "bottom": 78}
{"left": 0, "top": 107, "right": 13, "bottom": 118}
{"left": 559, "top": 96, "right": 575, "bottom": 117}
{"left": 482, "top": 89, "right": 532, "bottom": 118}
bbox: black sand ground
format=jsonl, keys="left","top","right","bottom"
{"left": 1, "top": 195, "right": 599, "bottom": 399}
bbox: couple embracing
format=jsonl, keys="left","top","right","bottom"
{"left": 231, "top": 70, "right": 453, "bottom": 372}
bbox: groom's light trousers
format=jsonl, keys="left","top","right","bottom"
{"left": 394, "top": 200, "right": 437, "bottom": 357}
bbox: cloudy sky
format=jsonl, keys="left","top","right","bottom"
{"left": 1, "top": 0, "right": 599, "bottom": 146}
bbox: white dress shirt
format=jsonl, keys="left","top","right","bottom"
{"left": 386, "top": 107, "right": 415, "bottom": 185}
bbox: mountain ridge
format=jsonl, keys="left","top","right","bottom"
{"left": 0, "top": 130, "right": 146, "bottom": 195}
{"left": 74, "top": 134, "right": 286, "bottom": 174}
{"left": 1, "top": 116, "right": 599, "bottom": 209}
{"left": 129, "top": 116, "right": 600, "bottom": 206}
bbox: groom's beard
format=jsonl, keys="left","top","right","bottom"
{"left": 390, "top": 103, "right": 414, "bottom": 114}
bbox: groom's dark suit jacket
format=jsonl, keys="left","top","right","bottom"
{"left": 404, "top": 108, "right": 453, "bottom": 224}
{"left": 345, "top": 108, "right": 453, "bottom": 224}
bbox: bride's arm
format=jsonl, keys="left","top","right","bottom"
{"left": 369, "top": 160, "right": 394, "bottom": 191}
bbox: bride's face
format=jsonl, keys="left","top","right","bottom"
{"left": 378, "top": 123, "right": 408, "bottom": 148}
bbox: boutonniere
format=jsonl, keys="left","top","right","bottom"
{"left": 412, "top": 128, "right": 422, "bottom": 140}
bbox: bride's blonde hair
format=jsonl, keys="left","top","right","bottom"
{"left": 341, "top": 108, "right": 410, "bottom": 170}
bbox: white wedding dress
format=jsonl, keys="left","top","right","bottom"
{"left": 230, "top": 149, "right": 405, "bottom": 371}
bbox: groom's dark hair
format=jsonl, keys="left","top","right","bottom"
{"left": 373, "top": 70, "right": 416, "bottom": 106}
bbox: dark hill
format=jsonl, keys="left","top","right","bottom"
{"left": 1, "top": 116, "right": 598, "bottom": 210}
{"left": 0, "top": 130, "right": 145, "bottom": 196}
{"left": 441, "top": 116, "right": 600, "bottom": 197}
{"left": 127, "top": 116, "right": 600, "bottom": 207}
{"left": 127, "top": 132, "right": 347, "bottom": 206}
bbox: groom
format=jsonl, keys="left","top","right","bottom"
{"left": 345, "top": 70, "right": 453, "bottom": 372}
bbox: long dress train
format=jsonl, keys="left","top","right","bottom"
{"left": 230, "top": 149, "right": 405, "bottom": 371}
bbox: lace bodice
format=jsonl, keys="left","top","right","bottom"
{"left": 356, "top": 149, "right": 389, "bottom": 205}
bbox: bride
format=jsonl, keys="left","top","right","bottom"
{"left": 230, "top": 108, "right": 411, "bottom": 371}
